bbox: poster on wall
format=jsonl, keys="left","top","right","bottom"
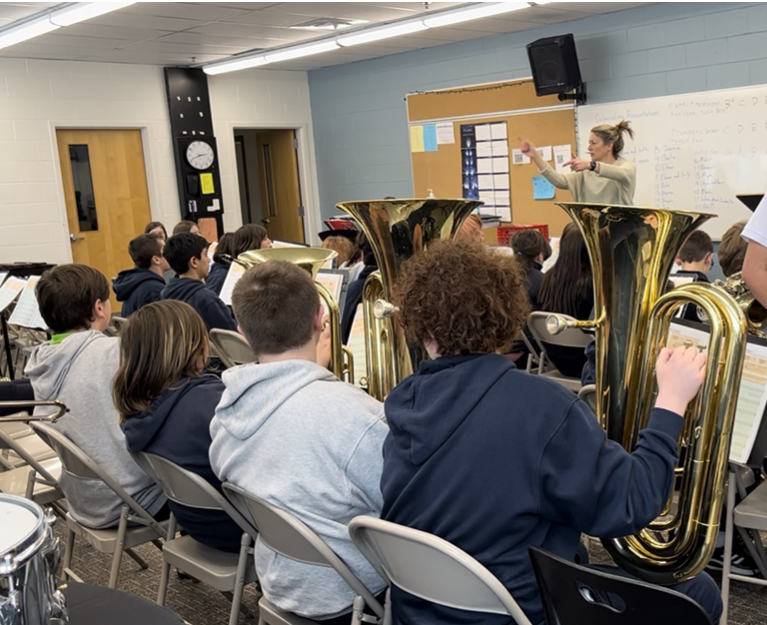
{"left": 460, "top": 121, "right": 511, "bottom": 221}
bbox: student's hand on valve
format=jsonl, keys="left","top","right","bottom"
{"left": 654, "top": 345, "right": 707, "bottom": 416}
{"left": 316, "top": 315, "right": 332, "bottom": 370}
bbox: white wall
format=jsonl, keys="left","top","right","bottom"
{"left": 0, "top": 57, "right": 318, "bottom": 265}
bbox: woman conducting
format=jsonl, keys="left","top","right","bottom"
{"left": 519, "top": 120, "right": 635, "bottom": 205}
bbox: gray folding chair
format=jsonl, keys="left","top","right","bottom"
{"left": 31, "top": 422, "right": 167, "bottom": 589}
{"left": 527, "top": 312, "right": 590, "bottom": 392}
{"left": 132, "top": 452, "right": 258, "bottom": 625}
{"left": 223, "top": 482, "right": 385, "bottom": 625}
{"left": 348, "top": 516, "right": 533, "bottom": 625}
{"left": 105, "top": 315, "right": 128, "bottom": 337}
{"left": 578, "top": 384, "right": 597, "bottom": 414}
{"left": 210, "top": 329, "right": 257, "bottom": 369}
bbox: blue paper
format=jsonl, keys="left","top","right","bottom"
{"left": 532, "top": 175, "right": 555, "bottom": 200}
{"left": 423, "top": 124, "right": 438, "bottom": 152}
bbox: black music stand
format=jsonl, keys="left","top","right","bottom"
{"left": 736, "top": 194, "right": 764, "bottom": 212}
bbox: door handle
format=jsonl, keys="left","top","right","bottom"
{"left": 69, "top": 233, "right": 84, "bottom": 243}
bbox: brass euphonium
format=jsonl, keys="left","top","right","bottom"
{"left": 234, "top": 247, "right": 354, "bottom": 384}
{"left": 713, "top": 271, "right": 767, "bottom": 337}
{"left": 547, "top": 203, "right": 747, "bottom": 584}
{"left": 336, "top": 198, "right": 482, "bottom": 401}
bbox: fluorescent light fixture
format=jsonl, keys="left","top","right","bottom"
{"left": 336, "top": 20, "right": 427, "bottom": 47}
{"left": 423, "top": 2, "right": 529, "bottom": 28}
{"left": 204, "top": 55, "right": 270, "bottom": 75}
{"left": 0, "top": 15, "right": 59, "bottom": 50}
{"left": 51, "top": 2, "right": 136, "bottom": 27}
{"left": 265, "top": 40, "right": 339, "bottom": 63}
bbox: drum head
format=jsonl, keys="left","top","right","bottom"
{"left": 0, "top": 494, "right": 44, "bottom": 557}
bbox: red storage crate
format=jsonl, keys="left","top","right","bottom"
{"left": 497, "top": 224, "right": 549, "bottom": 246}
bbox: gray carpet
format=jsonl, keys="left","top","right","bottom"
{"left": 54, "top": 522, "right": 767, "bottom": 625}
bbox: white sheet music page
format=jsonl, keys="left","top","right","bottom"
{"left": 8, "top": 276, "right": 46, "bottom": 329}
{"left": 219, "top": 263, "right": 246, "bottom": 307}
{"left": 0, "top": 277, "right": 28, "bottom": 315}
{"left": 0, "top": 271, "right": 8, "bottom": 286}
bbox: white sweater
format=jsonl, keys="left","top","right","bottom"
{"left": 540, "top": 157, "right": 636, "bottom": 205}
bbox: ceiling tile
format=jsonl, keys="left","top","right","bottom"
{"left": 121, "top": 2, "right": 253, "bottom": 22}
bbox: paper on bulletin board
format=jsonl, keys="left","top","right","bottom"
{"left": 553, "top": 144, "right": 571, "bottom": 172}
{"left": 512, "top": 149, "right": 530, "bottom": 165}
{"left": 422, "top": 124, "right": 438, "bottom": 151}
{"left": 536, "top": 146, "right": 553, "bottom": 161}
{"left": 200, "top": 172, "right": 215, "bottom": 195}
{"left": 409, "top": 125, "right": 424, "bottom": 153}
{"left": 532, "top": 176, "right": 556, "bottom": 200}
{"left": 436, "top": 122, "right": 454, "bottom": 144}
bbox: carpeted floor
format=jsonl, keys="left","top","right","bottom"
{"left": 54, "top": 521, "right": 767, "bottom": 625}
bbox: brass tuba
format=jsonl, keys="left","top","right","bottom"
{"left": 713, "top": 271, "right": 767, "bottom": 337}
{"left": 547, "top": 203, "right": 747, "bottom": 584}
{"left": 336, "top": 198, "right": 481, "bottom": 401}
{"left": 234, "top": 247, "right": 354, "bottom": 384}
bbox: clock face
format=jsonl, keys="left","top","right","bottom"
{"left": 186, "top": 140, "right": 215, "bottom": 170}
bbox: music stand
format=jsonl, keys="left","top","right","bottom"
{"left": 736, "top": 194, "right": 764, "bottom": 213}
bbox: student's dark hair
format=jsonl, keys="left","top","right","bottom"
{"left": 538, "top": 222, "right": 593, "bottom": 318}
{"left": 144, "top": 221, "right": 167, "bottom": 239}
{"left": 591, "top": 120, "right": 634, "bottom": 157}
{"left": 678, "top": 230, "right": 714, "bottom": 263}
{"left": 511, "top": 229, "right": 548, "bottom": 273}
{"left": 172, "top": 220, "right": 198, "bottom": 235}
{"left": 163, "top": 233, "right": 209, "bottom": 275}
{"left": 349, "top": 232, "right": 376, "bottom": 267}
{"left": 232, "top": 260, "right": 319, "bottom": 356}
{"left": 128, "top": 234, "right": 163, "bottom": 270}
{"left": 112, "top": 300, "right": 209, "bottom": 420}
{"left": 233, "top": 224, "right": 269, "bottom": 257}
{"left": 718, "top": 220, "right": 748, "bottom": 278}
{"left": 212, "top": 232, "right": 236, "bottom": 264}
{"left": 36, "top": 264, "right": 110, "bottom": 333}
{"left": 395, "top": 240, "right": 528, "bottom": 355}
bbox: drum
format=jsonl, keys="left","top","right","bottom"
{"left": 0, "top": 494, "right": 67, "bottom": 625}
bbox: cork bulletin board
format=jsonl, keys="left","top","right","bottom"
{"left": 406, "top": 79, "right": 577, "bottom": 237}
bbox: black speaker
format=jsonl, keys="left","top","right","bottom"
{"left": 527, "top": 34, "right": 582, "bottom": 96}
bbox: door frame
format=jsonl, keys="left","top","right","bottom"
{"left": 48, "top": 122, "right": 163, "bottom": 263}
{"left": 221, "top": 121, "right": 321, "bottom": 246}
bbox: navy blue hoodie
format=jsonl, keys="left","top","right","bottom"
{"left": 112, "top": 268, "right": 165, "bottom": 317}
{"left": 161, "top": 276, "right": 237, "bottom": 332}
{"left": 121, "top": 375, "right": 242, "bottom": 553}
{"left": 382, "top": 353, "right": 683, "bottom": 625}
{"left": 206, "top": 260, "right": 230, "bottom": 297}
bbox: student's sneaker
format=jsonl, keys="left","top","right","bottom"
{"left": 706, "top": 546, "right": 761, "bottom": 577}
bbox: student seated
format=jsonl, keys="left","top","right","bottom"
{"left": 114, "top": 300, "right": 242, "bottom": 553}
{"left": 205, "top": 232, "right": 236, "bottom": 297}
{"left": 381, "top": 240, "right": 721, "bottom": 625}
{"left": 233, "top": 223, "right": 271, "bottom": 256}
{"left": 26, "top": 265, "right": 167, "bottom": 529}
{"left": 144, "top": 221, "right": 168, "bottom": 242}
{"left": 511, "top": 229, "right": 550, "bottom": 310}
{"left": 675, "top": 230, "right": 713, "bottom": 322}
{"left": 112, "top": 234, "right": 169, "bottom": 317}
{"left": 718, "top": 220, "right": 748, "bottom": 278}
{"left": 209, "top": 260, "right": 387, "bottom": 624}
{"left": 161, "top": 233, "right": 237, "bottom": 332}
{"left": 173, "top": 220, "right": 199, "bottom": 235}
{"left": 341, "top": 233, "right": 377, "bottom": 344}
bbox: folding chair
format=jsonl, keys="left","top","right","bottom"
{"left": 209, "top": 329, "right": 256, "bottom": 369}
{"left": 31, "top": 422, "right": 167, "bottom": 589}
{"left": 578, "top": 384, "right": 597, "bottom": 414}
{"left": 132, "top": 452, "right": 258, "bottom": 625}
{"left": 528, "top": 546, "right": 712, "bottom": 625}
{"left": 348, "top": 516, "right": 532, "bottom": 625}
{"left": 104, "top": 315, "right": 128, "bottom": 337}
{"left": 527, "top": 312, "right": 590, "bottom": 392}
{"left": 223, "top": 482, "right": 385, "bottom": 625}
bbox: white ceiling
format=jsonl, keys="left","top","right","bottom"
{"left": 0, "top": 2, "right": 649, "bottom": 71}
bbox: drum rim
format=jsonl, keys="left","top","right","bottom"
{"left": 0, "top": 493, "right": 45, "bottom": 561}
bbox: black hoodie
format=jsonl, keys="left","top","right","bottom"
{"left": 121, "top": 375, "right": 242, "bottom": 553}
{"left": 382, "top": 353, "right": 683, "bottom": 625}
{"left": 161, "top": 276, "right": 237, "bottom": 332}
{"left": 112, "top": 267, "right": 165, "bottom": 317}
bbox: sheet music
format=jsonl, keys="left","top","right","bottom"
{"left": 219, "top": 263, "right": 246, "bottom": 307}
{"left": 668, "top": 323, "right": 767, "bottom": 464}
{"left": 0, "top": 271, "right": 8, "bottom": 286}
{"left": 8, "top": 276, "right": 46, "bottom": 329}
{"left": 0, "top": 277, "right": 27, "bottom": 314}
{"left": 315, "top": 273, "right": 344, "bottom": 309}
{"left": 347, "top": 304, "right": 368, "bottom": 388}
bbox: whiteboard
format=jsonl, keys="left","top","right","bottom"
{"left": 577, "top": 84, "right": 767, "bottom": 237}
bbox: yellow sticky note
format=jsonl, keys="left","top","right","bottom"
{"left": 200, "top": 172, "right": 215, "bottom": 195}
{"left": 410, "top": 125, "right": 424, "bottom": 153}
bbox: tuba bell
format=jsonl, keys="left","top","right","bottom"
{"left": 234, "top": 247, "right": 354, "bottom": 384}
{"left": 547, "top": 202, "right": 747, "bottom": 584}
{"left": 336, "top": 198, "right": 482, "bottom": 401}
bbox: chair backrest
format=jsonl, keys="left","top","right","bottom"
{"left": 223, "top": 482, "right": 384, "bottom": 618}
{"left": 209, "top": 329, "right": 256, "bottom": 368}
{"left": 578, "top": 384, "right": 597, "bottom": 414}
{"left": 528, "top": 546, "right": 712, "bottom": 625}
{"left": 31, "top": 422, "right": 162, "bottom": 531}
{"left": 527, "top": 311, "right": 591, "bottom": 376}
{"left": 132, "top": 452, "right": 257, "bottom": 539}
{"left": 348, "top": 516, "right": 532, "bottom": 625}
{"left": 105, "top": 316, "right": 128, "bottom": 337}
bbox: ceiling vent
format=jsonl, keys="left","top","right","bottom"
{"left": 289, "top": 17, "right": 368, "bottom": 32}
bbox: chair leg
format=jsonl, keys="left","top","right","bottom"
{"left": 383, "top": 587, "right": 392, "bottom": 625}
{"left": 125, "top": 547, "right": 149, "bottom": 569}
{"left": 721, "top": 474, "right": 736, "bottom": 625}
{"left": 157, "top": 515, "right": 177, "bottom": 606}
{"left": 228, "top": 533, "right": 251, "bottom": 625}
{"left": 62, "top": 528, "right": 75, "bottom": 580}
{"left": 108, "top": 506, "right": 129, "bottom": 589}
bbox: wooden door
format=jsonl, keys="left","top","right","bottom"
{"left": 56, "top": 129, "right": 152, "bottom": 308}
{"left": 255, "top": 129, "right": 304, "bottom": 243}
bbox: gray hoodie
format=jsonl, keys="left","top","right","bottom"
{"left": 209, "top": 359, "right": 388, "bottom": 618}
{"left": 26, "top": 330, "right": 166, "bottom": 529}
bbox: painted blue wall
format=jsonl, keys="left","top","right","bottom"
{"left": 308, "top": 2, "right": 767, "bottom": 218}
